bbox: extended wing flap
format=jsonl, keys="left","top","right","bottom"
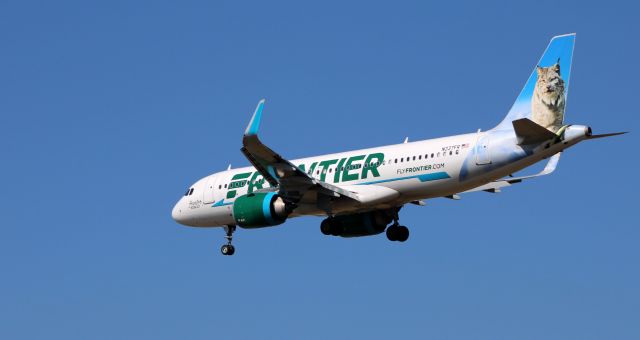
{"left": 240, "top": 100, "right": 359, "bottom": 204}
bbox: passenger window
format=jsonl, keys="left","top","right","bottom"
{"left": 413, "top": 156, "right": 416, "bottom": 161}
{"left": 418, "top": 155, "right": 422, "bottom": 160}
{"left": 394, "top": 159, "right": 398, "bottom": 164}
{"left": 437, "top": 152, "right": 440, "bottom": 157}
{"left": 218, "top": 185, "right": 222, "bottom": 189}
{"left": 430, "top": 153, "right": 434, "bottom": 158}
{"left": 329, "top": 168, "right": 332, "bottom": 173}
{"left": 224, "top": 184, "right": 227, "bottom": 188}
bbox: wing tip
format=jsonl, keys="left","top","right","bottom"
{"left": 551, "top": 33, "right": 576, "bottom": 41}
{"left": 244, "top": 99, "right": 266, "bottom": 136}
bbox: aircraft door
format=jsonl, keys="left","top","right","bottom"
{"left": 475, "top": 134, "right": 492, "bottom": 165}
{"left": 203, "top": 175, "right": 220, "bottom": 204}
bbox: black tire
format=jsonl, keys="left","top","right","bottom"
{"left": 227, "top": 245, "right": 235, "bottom": 255}
{"left": 386, "top": 226, "right": 398, "bottom": 241}
{"left": 330, "top": 222, "right": 342, "bottom": 237}
{"left": 221, "top": 244, "right": 233, "bottom": 255}
{"left": 320, "top": 219, "right": 332, "bottom": 235}
{"left": 397, "top": 226, "right": 409, "bottom": 242}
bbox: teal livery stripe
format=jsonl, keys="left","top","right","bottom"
{"left": 359, "top": 171, "right": 450, "bottom": 185}
{"left": 212, "top": 199, "right": 233, "bottom": 207}
{"left": 213, "top": 171, "right": 449, "bottom": 207}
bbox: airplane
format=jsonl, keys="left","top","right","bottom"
{"left": 171, "top": 33, "right": 625, "bottom": 256}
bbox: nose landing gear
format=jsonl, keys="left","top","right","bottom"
{"left": 220, "top": 225, "right": 236, "bottom": 256}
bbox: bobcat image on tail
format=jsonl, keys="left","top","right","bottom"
{"left": 532, "top": 59, "right": 565, "bottom": 132}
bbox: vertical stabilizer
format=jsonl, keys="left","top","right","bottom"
{"left": 494, "top": 34, "right": 575, "bottom": 132}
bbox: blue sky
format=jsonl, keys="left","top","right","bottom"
{"left": 1, "top": 1, "right": 638, "bottom": 339}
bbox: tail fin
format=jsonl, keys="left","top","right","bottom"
{"left": 494, "top": 34, "right": 576, "bottom": 132}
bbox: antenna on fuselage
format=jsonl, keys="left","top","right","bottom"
{"left": 227, "top": 164, "right": 232, "bottom": 170}
{"left": 403, "top": 137, "right": 409, "bottom": 144}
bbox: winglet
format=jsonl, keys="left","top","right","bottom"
{"left": 244, "top": 99, "right": 266, "bottom": 136}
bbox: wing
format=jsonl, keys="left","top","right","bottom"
{"left": 241, "top": 100, "right": 359, "bottom": 205}
{"left": 462, "top": 152, "right": 562, "bottom": 194}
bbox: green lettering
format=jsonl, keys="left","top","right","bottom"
{"left": 308, "top": 162, "right": 318, "bottom": 175}
{"left": 247, "top": 171, "right": 264, "bottom": 194}
{"left": 334, "top": 158, "right": 347, "bottom": 183}
{"left": 362, "top": 153, "right": 384, "bottom": 179}
{"left": 227, "top": 172, "right": 251, "bottom": 198}
{"left": 318, "top": 159, "right": 338, "bottom": 182}
{"left": 342, "top": 155, "right": 365, "bottom": 182}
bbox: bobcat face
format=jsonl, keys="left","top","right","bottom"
{"left": 531, "top": 59, "right": 566, "bottom": 132}
{"left": 535, "top": 62, "right": 564, "bottom": 106}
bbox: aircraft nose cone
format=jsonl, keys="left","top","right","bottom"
{"left": 172, "top": 201, "right": 183, "bottom": 223}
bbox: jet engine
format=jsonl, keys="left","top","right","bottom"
{"left": 232, "top": 192, "right": 291, "bottom": 228}
{"left": 320, "top": 210, "right": 394, "bottom": 238}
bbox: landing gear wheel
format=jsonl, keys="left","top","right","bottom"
{"left": 330, "top": 223, "right": 342, "bottom": 237}
{"left": 386, "top": 225, "right": 409, "bottom": 242}
{"left": 221, "top": 225, "right": 236, "bottom": 256}
{"left": 221, "top": 244, "right": 235, "bottom": 255}
{"left": 320, "top": 219, "right": 332, "bottom": 235}
{"left": 386, "top": 226, "right": 399, "bottom": 241}
{"left": 396, "top": 226, "right": 409, "bottom": 242}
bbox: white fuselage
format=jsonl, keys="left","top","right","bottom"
{"left": 171, "top": 127, "right": 587, "bottom": 228}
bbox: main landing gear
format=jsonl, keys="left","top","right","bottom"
{"left": 220, "top": 225, "right": 236, "bottom": 256}
{"left": 386, "top": 224, "right": 409, "bottom": 242}
{"left": 386, "top": 211, "right": 409, "bottom": 242}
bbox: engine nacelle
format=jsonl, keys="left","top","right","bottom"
{"left": 320, "top": 210, "right": 394, "bottom": 238}
{"left": 563, "top": 124, "right": 592, "bottom": 143}
{"left": 232, "top": 192, "right": 289, "bottom": 228}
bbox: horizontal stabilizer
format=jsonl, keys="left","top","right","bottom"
{"left": 513, "top": 118, "right": 557, "bottom": 145}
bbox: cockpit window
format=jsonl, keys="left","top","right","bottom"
{"left": 189, "top": 188, "right": 194, "bottom": 195}
{"left": 184, "top": 188, "right": 194, "bottom": 196}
